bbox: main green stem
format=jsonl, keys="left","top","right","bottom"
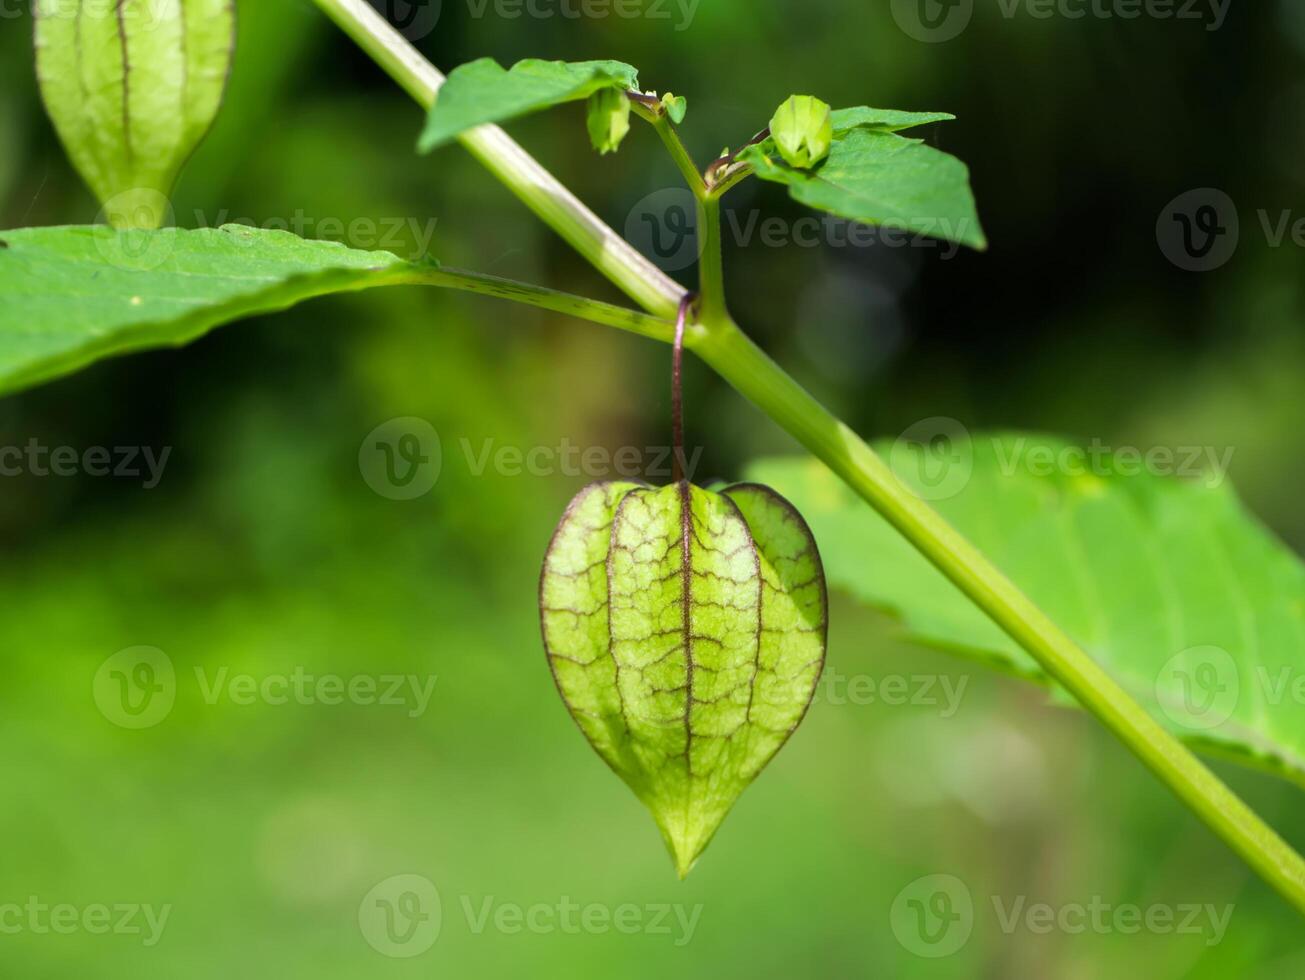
{"left": 311, "top": 0, "right": 1305, "bottom": 914}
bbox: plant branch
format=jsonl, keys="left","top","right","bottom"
{"left": 311, "top": 0, "right": 687, "bottom": 321}
{"left": 696, "top": 195, "right": 727, "bottom": 322}
{"left": 705, "top": 127, "right": 768, "bottom": 192}
{"left": 312, "top": 0, "right": 1305, "bottom": 916}
{"left": 670, "top": 293, "right": 695, "bottom": 483}
{"left": 708, "top": 163, "right": 755, "bottom": 198}
{"left": 632, "top": 101, "right": 707, "bottom": 196}
{"left": 411, "top": 266, "right": 676, "bottom": 342}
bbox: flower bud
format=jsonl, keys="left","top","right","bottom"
{"left": 769, "top": 95, "right": 833, "bottom": 170}
{"left": 586, "top": 88, "right": 632, "bottom": 155}
{"left": 34, "top": 0, "right": 235, "bottom": 229}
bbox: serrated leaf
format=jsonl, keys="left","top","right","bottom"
{"left": 737, "top": 126, "right": 986, "bottom": 250}
{"left": 419, "top": 58, "right": 640, "bottom": 153}
{"left": 34, "top": 0, "right": 235, "bottom": 228}
{"left": 0, "top": 225, "right": 431, "bottom": 395}
{"left": 540, "top": 481, "right": 826, "bottom": 876}
{"left": 747, "top": 434, "right": 1305, "bottom": 786}
{"left": 829, "top": 106, "right": 956, "bottom": 133}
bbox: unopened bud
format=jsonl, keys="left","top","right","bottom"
{"left": 769, "top": 95, "right": 833, "bottom": 170}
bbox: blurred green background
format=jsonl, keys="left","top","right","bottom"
{"left": 2, "top": 0, "right": 1305, "bottom": 975}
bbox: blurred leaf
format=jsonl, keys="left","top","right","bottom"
{"left": 419, "top": 58, "right": 640, "bottom": 153}
{"left": 737, "top": 126, "right": 986, "bottom": 250}
{"left": 541, "top": 482, "right": 826, "bottom": 876}
{"left": 748, "top": 435, "right": 1305, "bottom": 785}
{"left": 34, "top": 0, "right": 235, "bottom": 228}
{"left": 0, "top": 225, "right": 428, "bottom": 395}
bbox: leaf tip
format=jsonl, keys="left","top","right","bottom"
{"left": 659, "top": 819, "right": 707, "bottom": 879}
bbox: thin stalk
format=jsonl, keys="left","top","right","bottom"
{"left": 708, "top": 163, "right": 755, "bottom": 198}
{"left": 670, "top": 294, "right": 695, "bottom": 483}
{"left": 628, "top": 106, "right": 726, "bottom": 320}
{"left": 415, "top": 266, "right": 676, "bottom": 342}
{"left": 634, "top": 103, "right": 706, "bottom": 196}
{"left": 311, "top": 0, "right": 1305, "bottom": 916}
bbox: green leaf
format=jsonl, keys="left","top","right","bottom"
{"left": 34, "top": 0, "right": 235, "bottom": 229}
{"left": 419, "top": 58, "right": 640, "bottom": 153}
{"left": 829, "top": 106, "right": 956, "bottom": 133}
{"left": 660, "top": 92, "right": 688, "bottom": 125}
{"left": 747, "top": 435, "right": 1305, "bottom": 786}
{"left": 737, "top": 126, "right": 986, "bottom": 250}
{"left": 0, "top": 225, "right": 429, "bottom": 395}
{"left": 540, "top": 481, "right": 826, "bottom": 876}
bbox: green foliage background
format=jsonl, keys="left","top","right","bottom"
{"left": 2, "top": 0, "right": 1304, "bottom": 975}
